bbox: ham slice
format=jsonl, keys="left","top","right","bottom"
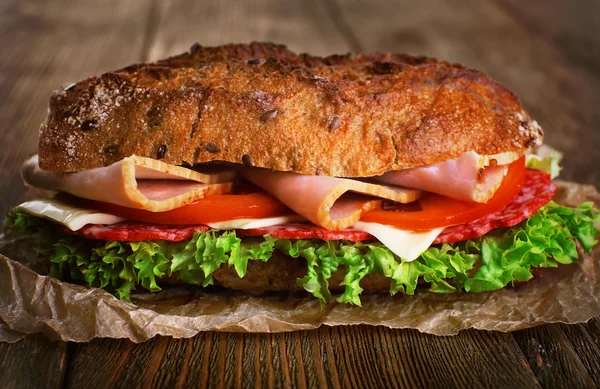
{"left": 373, "top": 151, "right": 521, "bottom": 203}
{"left": 242, "top": 167, "right": 421, "bottom": 230}
{"left": 22, "top": 155, "right": 234, "bottom": 212}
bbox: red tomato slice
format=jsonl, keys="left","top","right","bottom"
{"left": 87, "top": 192, "right": 293, "bottom": 225}
{"left": 360, "top": 156, "right": 526, "bottom": 230}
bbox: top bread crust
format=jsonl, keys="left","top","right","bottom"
{"left": 38, "top": 42, "right": 543, "bottom": 176}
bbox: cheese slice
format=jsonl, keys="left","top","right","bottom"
{"left": 17, "top": 199, "right": 125, "bottom": 231}
{"left": 16, "top": 198, "right": 304, "bottom": 232}
{"left": 21, "top": 155, "right": 235, "bottom": 212}
{"left": 206, "top": 215, "right": 306, "bottom": 229}
{"left": 353, "top": 221, "right": 444, "bottom": 261}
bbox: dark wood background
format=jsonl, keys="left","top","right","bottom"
{"left": 1, "top": 0, "right": 599, "bottom": 387}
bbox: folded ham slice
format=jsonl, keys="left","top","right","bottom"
{"left": 373, "top": 151, "right": 521, "bottom": 203}
{"left": 242, "top": 167, "right": 421, "bottom": 230}
{"left": 22, "top": 155, "right": 234, "bottom": 212}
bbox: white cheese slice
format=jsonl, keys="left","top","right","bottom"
{"left": 17, "top": 199, "right": 125, "bottom": 231}
{"left": 16, "top": 198, "right": 305, "bottom": 231}
{"left": 352, "top": 221, "right": 444, "bottom": 262}
{"left": 206, "top": 215, "right": 306, "bottom": 229}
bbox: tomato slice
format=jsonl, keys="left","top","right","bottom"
{"left": 360, "top": 156, "right": 526, "bottom": 230}
{"left": 87, "top": 192, "right": 293, "bottom": 225}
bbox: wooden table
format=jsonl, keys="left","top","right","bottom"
{"left": 1, "top": 0, "right": 599, "bottom": 387}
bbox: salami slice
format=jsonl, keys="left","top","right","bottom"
{"left": 64, "top": 169, "right": 555, "bottom": 245}
{"left": 433, "top": 169, "right": 556, "bottom": 244}
{"left": 63, "top": 222, "right": 373, "bottom": 243}
{"left": 236, "top": 224, "right": 373, "bottom": 242}
{"left": 63, "top": 222, "right": 209, "bottom": 242}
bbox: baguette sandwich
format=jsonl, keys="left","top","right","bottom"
{"left": 5, "top": 42, "right": 599, "bottom": 304}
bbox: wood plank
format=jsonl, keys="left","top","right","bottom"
{"left": 66, "top": 326, "right": 542, "bottom": 388}
{"left": 0, "top": 334, "right": 69, "bottom": 389}
{"left": 492, "top": 0, "right": 600, "bottom": 188}
{"left": 494, "top": 0, "right": 600, "bottom": 77}
{"left": 64, "top": 335, "right": 263, "bottom": 388}
{"left": 67, "top": 333, "right": 308, "bottom": 388}
{"left": 557, "top": 323, "right": 600, "bottom": 386}
{"left": 512, "top": 325, "right": 596, "bottom": 388}
{"left": 580, "top": 316, "right": 600, "bottom": 350}
{"left": 327, "top": 327, "right": 540, "bottom": 389}
{"left": 144, "top": 0, "right": 352, "bottom": 60}
{"left": 332, "top": 0, "right": 600, "bottom": 187}
{"left": 66, "top": 338, "right": 151, "bottom": 388}
{"left": 0, "top": 0, "right": 152, "bottom": 385}
{"left": 0, "top": 0, "right": 152, "bottom": 217}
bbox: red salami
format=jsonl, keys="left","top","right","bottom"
{"left": 236, "top": 224, "right": 372, "bottom": 242}
{"left": 433, "top": 169, "right": 556, "bottom": 244}
{"left": 64, "top": 222, "right": 372, "bottom": 243}
{"left": 63, "top": 222, "right": 209, "bottom": 242}
{"left": 65, "top": 169, "right": 555, "bottom": 245}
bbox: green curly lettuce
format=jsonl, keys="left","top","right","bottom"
{"left": 4, "top": 201, "right": 599, "bottom": 304}
{"left": 526, "top": 150, "right": 562, "bottom": 179}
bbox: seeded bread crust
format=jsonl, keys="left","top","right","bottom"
{"left": 39, "top": 42, "right": 543, "bottom": 176}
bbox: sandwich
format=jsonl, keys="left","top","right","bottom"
{"left": 5, "top": 42, "right": 599, "bottom": 305}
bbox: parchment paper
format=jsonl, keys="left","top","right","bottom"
{"left": 0, "top": 181, "right": 598, "bottom": 343}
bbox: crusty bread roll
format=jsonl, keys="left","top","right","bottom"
{"left": 39, "top": 42, "right": 542, "bottom": 176}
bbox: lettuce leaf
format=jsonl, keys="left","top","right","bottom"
{"left": 526, "top": 150, "right": 562, "bottom": 179}
{"left": 4, "top": 201, "right": 599, "bottom": 305}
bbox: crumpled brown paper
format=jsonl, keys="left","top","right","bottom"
{"left": 0, "top": 181, "right": 598, "bottom": 343}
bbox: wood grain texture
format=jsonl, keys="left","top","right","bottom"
{"left": 512, "top": 324, "right": 597, "bottom": 388}
{"left": 494, "top": 0, "right": 600, "bottom": 187}
{"left": 145, "top": 0, "right": 352, "bottom": 60}
{"left": 65, "top": 327, "right": 542, "bottom": 389}
{"left": 0, "top": 0, "right": 151, "bottom": 386}
{"left": 0, "top": 0, "right": 152, "bottom": 217}
{"left": 1, "top": 0, "right": 599, "bottom": 388}
{"left": 0, "top": 334, "right": 69, "bottom": 389}
{"left": 322, "top": 326, "right": 541, "bottom": 389}
{"left": 557, "top": 322, "right": 600, "bottom": 386}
